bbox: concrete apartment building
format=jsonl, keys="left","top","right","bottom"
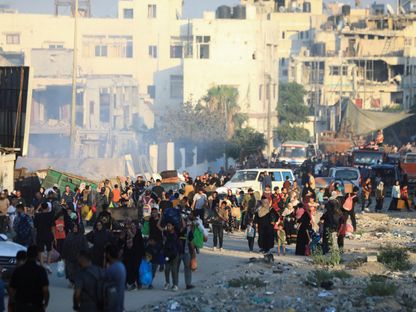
{"left": 2, "top": 0, "right": 416, "bottom": 169}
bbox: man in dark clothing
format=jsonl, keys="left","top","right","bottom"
{"left": 95, "top": 187, "right": 109, "bottom": 212}
{"left": 73, "top": 250, "right": 102, "bottom": 312}
{"left": 96, "top": 204, "right": 112, "bottom": 230}
{"left": 62, "top": 185, "right": 75, "bottom": 205}
{"left": 152, "top": 179, "right": 165, "bottom": 201}
{"left": 34, "top": 202, "right": 55, "bottom": 271}
{"left": 9, "top": 245, "right": 49, "bottom": 312}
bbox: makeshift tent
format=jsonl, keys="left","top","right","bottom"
{"left": 339, "top": 99, "right": 412, "bottom": 136}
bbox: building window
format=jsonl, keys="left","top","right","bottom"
{"left": 95, "top": 45, "right": 108, "bottom": 57}
{"left": 48, "top": 43, "right": 64, "bottom": 49}
{"left": 266, "top": 84, "right": 270, "bottom": 100}
{"left": 147, "top": 85, "right": 156, "bottom": 99}
{"left": 126, "top": 41, "right": 133, "bottom": 58}
{"left": 329, "top": 66, "right": 340, "bottom": 76}
{"left": 170, "top": 45, "right": 183, "bottom": 58}
{"left": 148, "top": 4, "right": 157, "bottom": 18}
{"left": 148, "top": 45, "right": 157, "bottom": 58}
{"left": 282, "top": 32, "right": 285, "bottom": 39}
{"left": 170, "top": 75, "right": 183, "bottom": 99}
{"left": 123, "top": 8, "right": 134, "bottom": 19}
{"left": 99, "top": 91, "right": 110, "bottom": 123}
{"left": 259, "top": 84, "right": 263, "bottom": 100}
{"left": 196, "top": 36, "right": 210, "bottom": 59}
{"left": 329, "top": 65, "right": 347, "bottom": 76}
{"left": 6, "top": 33, "right": 20, "bottom": 45}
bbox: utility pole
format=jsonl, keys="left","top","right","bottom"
{"left": 70, "top": 0, "right": 78, "bottom": 158}
{"left": 224, "top": 99, "right": 228, "bottom": 169}
{"left": 339, "top": 61, "right": 343, "bottom": 126}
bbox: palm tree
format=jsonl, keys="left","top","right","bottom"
{"left": 202, "top": 85, "right": 247, "bottom": 139}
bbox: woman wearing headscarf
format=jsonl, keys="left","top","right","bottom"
{"left": 85, "top": 220, "right": 114, "bottom": 267}
{"left": 123, "top": 221, "right": 145, "bottom": 290}
{"left": 254, "top": 199, "right": 275, "bottom": 253}
{"left": 295, "top": 206, "right": 312, "bottom": 256}
{"left": 389, "top": 180, "right": 401, "bottom": 211}
{"left": 375, "top": 181, "right": 385, "bottom": 212}
{"left": 62, "top": 223, "right": 88, "bottom": 285}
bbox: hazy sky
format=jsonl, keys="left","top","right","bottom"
{"left": 0, "top": 0, "right": 240, "bottom": 18}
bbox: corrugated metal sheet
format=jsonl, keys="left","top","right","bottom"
{"left": 0, "top": 66, "right": 30, "bottom": 154}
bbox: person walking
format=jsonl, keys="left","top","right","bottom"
{"left": 177, "top": 215, "right": 195, "bottom": 290}
{"left": 361, "top": 178, "right": 372, "bottom": 212}
{"left": 191, "top": 188, "right": 208, "bottom": 222}
{"left": 123, "top": 222, "right": 144, "bottom": 291}
{"left": 34, "top": 202, "right": 55, "bottom": 273}
{"left": 62, "top": 223, "right": 88, "bottom": 286}
{"left": 8, "top": 245, "right": 49, "bottom": 312}
{"left": 73, "top": 250, "right": 102, "bottom": 312}
{"left": 254, "top": 199, "right": 275, "bottom": 253}
{"left": 295, "top": 207, "right": 312, "bottom": 256}
{"left": 212, "top": 201, "right": 228, "bottom": 251}
{"left": 163, "top": 222, "right": 180, "bottom": 291}
{"left": 245, "top": 218, "right": 256, "bottom": 252}
{"left": 13, "top": 204, "right": 33, "bottom": 247}
{"left": 375, "top": 182, "right": 385, "bottom": 212}
{"left": 104, "top": 244, "right": 126, "bottom": 312}
{"left": 86, "top": 221, "right": 114, "bottom": 267}
{"left": 389, "top": 180, "right": 401, "bottom": 211}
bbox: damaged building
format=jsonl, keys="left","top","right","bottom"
{"left": 28, "top": 49, "right": 152, "bottom": 159}
{"left": 289, "top": 4, "right": 416, "bottom": 130}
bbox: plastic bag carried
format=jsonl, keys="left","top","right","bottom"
{"left": 57, "top": 260, "right": 65, "bottom": 278}
{"left": 139, "top": 259, "right": 152, "bottom": 286}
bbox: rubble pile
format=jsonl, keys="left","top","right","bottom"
{"left": 140, "top": 213, "right": 416, "bottom": 312}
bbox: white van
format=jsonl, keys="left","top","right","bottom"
{"left": 278, "top": 141, "right": 309, "bottom": 166}
{"left": 217, "top": 168, "right": 295, "bottom": 194}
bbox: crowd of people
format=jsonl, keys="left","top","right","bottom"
{"left": 0, "top": 162, "right": 415, "bottom": 312}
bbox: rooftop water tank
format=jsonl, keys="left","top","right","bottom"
{"left": 342, "top": 4, "right": 351, "bottom": 16}
{"left": 232, "top": 5, "right": 246, "bottom": 19}
{"left": 216, "top": 5, "right": 232, "bottom": 19}
{"left": 303, "top": 2, "right": 311, "bottom": 12}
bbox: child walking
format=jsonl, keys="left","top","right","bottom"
{"left": 245, "top": 219, "right": 256, "bottom": 252}
{"left": 276, "top": 223, "right": 286, "bottom": 256}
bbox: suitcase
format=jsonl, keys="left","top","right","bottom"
{"left": 397, "top": 199, "right": 411, "bottom": 209}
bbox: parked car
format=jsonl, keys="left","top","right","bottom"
{"left": 217, "top": 168, "right": 295, "bottom": 194}
{"left": 0, "top": 234, "right": 26, "bottom": 284}
{"left": 328, "top": 167, "right": 361, "bottom": 187}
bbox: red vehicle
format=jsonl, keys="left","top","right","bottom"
{"left": 400, "top": 153, "right": 416, "bottom": 183}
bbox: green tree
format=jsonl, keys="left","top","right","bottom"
{"left": 274, "top": 126, "right": 310, "bottom": 143}
{"left": 202, "top": 85, "right": 247, "bottom": 139}
{"left": 226, "top": 128, "right": 266, "bottom": 160}
{"left": 277, "top": 82, "right": 308, "bottom": 124}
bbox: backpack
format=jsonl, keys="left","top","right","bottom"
{"left": 86, "top": 267, "right": 118, "bottom": 312}
{"left": 14, "top": 214, "right": 33, "bottom": 245}
{"left": 343, "top": 194, "right": 356, "bottom": 211}
{"left": 161, "top": 208, "right": 181, "bottom": 229}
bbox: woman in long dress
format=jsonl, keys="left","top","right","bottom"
{"left": 295, "top": 208, "right": 312, "bottom": 256}
{"left": 254, "top": 199, "right": 275, "bottom": 253}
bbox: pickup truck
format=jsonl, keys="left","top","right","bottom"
{"left": 314, "top": 167, "right": 361, "bottom": 194}
{"left": 400, "top": 153, "right": 416, "bottom": 183}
